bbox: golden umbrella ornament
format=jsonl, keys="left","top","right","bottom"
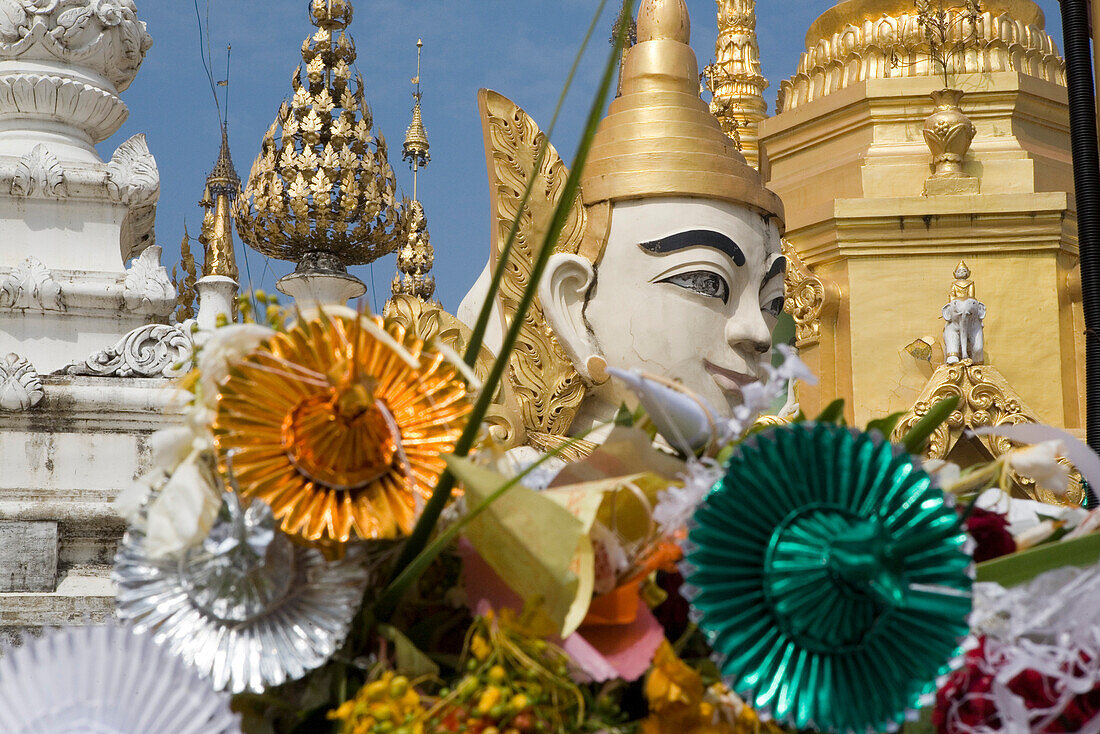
{"left": 212, "top": 310, "right": 472, "bottom": 544}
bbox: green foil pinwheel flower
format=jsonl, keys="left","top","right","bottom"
{"left": 683, "top": 422, "right": 972, "bottom": 734}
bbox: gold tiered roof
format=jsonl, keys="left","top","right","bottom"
{"left": 234, "top": 0, "right": 404, "bottom": 273}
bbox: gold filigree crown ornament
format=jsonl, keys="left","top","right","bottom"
{"left": 212, "top": 310, "right": 471, "bottom": 545}
{"left": 234, "top": 0, "right": 404, "bottom": 274}
{"left": 471, "top": 0, "right": 785, "bottom": 453}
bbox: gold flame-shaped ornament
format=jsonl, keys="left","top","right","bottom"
{"left": 234, "top": 0, "right": 404, "bottom": 273}
{"left": 212, "top": 310, "right": 471, "bottom": 545}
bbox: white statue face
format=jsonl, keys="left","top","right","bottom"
{"left": 545, "top": 197, "right": 784, "bottom": 420}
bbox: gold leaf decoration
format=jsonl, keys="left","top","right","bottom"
{"left": 478, "top": 89, "right": 589, "bottom": 449}
{"left": 234, "top": 0, "right": 404, "bottom": 270}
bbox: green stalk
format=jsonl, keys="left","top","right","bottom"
{"left": 375, "top": 2, "right": 636, "bottom": 621}
{"left": 463, "top": 0, "right": 610, "bottom": 367}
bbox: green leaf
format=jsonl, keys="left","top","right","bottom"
{"left": 613, "top": 403, "right": 634, "bottom": 427}
{"left": 977, "top": 531, "right": 1100, "bottom": 587}
{"left": 900, "top": 396, "right": 959, "bottom": 454}
{"left": 448, "top": 457, "right": 588, "bottom": 635}
{"left": 866, "top": 411, "right": 906, "bottom": 438}
{"left": 372, "top": 432, "right": 593, "bottom": 622}
{"left": 377, "top": 624, "right": 440, "bottom": 678}
{"left": 377, "top": 0, "right": 634, "bottom": 620}
{"left": 815, "top": 399, "right": 846, "bottom": 425}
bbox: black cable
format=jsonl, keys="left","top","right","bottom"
{"left": 1058, "top": 0, "right": 1100, "bottom": 509}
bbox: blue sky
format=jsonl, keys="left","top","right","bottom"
{"left": 98, "top": 0, "right": 1065, "bottom": 313}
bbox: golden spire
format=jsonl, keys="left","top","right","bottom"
{"left": 200, "top": 126, "right": 240, "bottom": 281}
{"left": 394, "top": 39, "right": 436, "bottom": 302}
{"left": 705, "top": 0, "right": 769, "bottom": 170}
{"left": 235, "top": 0, "right": 404, "bottom": 274}
{"left": 581, "top": 0, "right": 784, "bottom": 225}
{"left": 391, "top": 201, "right": 435, "bottom": 301}
{"left": 402, "top": 39, "right": 430, "bottom": 198}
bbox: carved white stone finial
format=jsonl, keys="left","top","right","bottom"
{"left": 0, "top": 1, "right": 153, "bottom": 93}
{"left": 0, "top": 353, "right": 44, "bottom": 411}
{"left": 11, "top": 145, "right": 66, "bottom": 198}
{"left": 107, "top": 133, "right": 159, "bottom": 207}
{"left": 0, "top": 257, "right": 63, "bottom": 311}
{"left": 123, "top": 245, "right": 175, "bottom": 313}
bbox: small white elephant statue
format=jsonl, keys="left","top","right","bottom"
{"left": 943, "top": 298, "right": 986, "bottom": 364}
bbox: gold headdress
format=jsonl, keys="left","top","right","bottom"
{"left": 580, "top": 0, "right": 784, "bottom": 229}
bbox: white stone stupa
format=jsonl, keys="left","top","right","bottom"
{"left": 0, "top": 1, "right": 194, "bottom": 642}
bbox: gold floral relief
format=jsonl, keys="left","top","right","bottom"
{"left": 478, "top": 89, "right": 590, "bottom": 448}
{"left": 892, "top": 361, "right": 1085, "bottom": 506}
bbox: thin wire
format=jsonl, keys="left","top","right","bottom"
{"left": 193, "top": 0, "right": 222, "bottom": 127}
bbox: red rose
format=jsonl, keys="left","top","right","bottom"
{"left": 965, "top": 507, "right": 1016, "bottom": 562}
{"left": 934, "top": 638, "right": 1001, "bottom": 732}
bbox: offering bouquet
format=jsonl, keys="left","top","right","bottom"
{"left": 2, "top": 2, "right": 1099, "bottom": 732}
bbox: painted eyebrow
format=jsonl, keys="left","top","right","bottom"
{"left": 638, "top": 229, "right": 746, "bottom": 266}
{"left": 763, "top": 256, "right": 786, "bottom": 284}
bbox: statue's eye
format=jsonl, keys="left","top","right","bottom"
{"left": 659, "top": 271, "right": 729, "bottom": 303}
{"left": 764, "top": 296, "right": 785, "bottom": 318}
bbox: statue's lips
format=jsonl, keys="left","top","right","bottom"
{"left": 704, "top": 361, "right": 757, "bottom": 394}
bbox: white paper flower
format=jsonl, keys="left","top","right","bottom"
{"left": 772, "top": 343, "right": 817, "bottom": 386}
{"left": 143, "top": 451, "right": 223, "bottom": 559}
{"left": 197, "top": 323, "right": 276, "bottom": 408}
{"left": 923, "top": 458, "right": 963, "bottom": 488}
{"left": 1007, "top": 440, "right": 1070, "bottom": 496}
{"left": 654, "top": 458, "right": 723, "bottom": 536}
{"left": 607, "top": 367, "right": 713, "bottom": 454}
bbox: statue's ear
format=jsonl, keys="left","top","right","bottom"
{"left": 540, "top": 253, "right": 600, "bottom": 381}
{"left": 977, "top": 303, "right": 987, "bottom": 319}
{"left": 942, "top": 303, "right": 954, "bottom": 320}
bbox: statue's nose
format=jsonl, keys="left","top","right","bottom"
{"left": 725, "top": 301, "right": 772, "bottom": 356}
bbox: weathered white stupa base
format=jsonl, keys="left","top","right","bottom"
{"left": 0, "top": 376, "right": 184, "bottom": 644}
{"left": 277, "top": 270, "right": 367, "bottom": 308}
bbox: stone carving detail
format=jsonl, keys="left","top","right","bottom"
{"left": 107, "top": 133, "right": 158, "bottom": 205}
{"left": 0, "top": 353, "right": 43, "bottom": 411}
{"left": 65, "top": 322, "right": 193, "bottom": 378}
{"left": 782, "top": 240, "right": 838, "bottom": 347}
{"left": 10, "top": 144, "right": 65, "bottom": 198}
{"left": 110, "top": 133, "right": 159, "bottom": 260}
{"left": 0, "top": 73, "right": 128, "bottom": 143}
{"left": 0, "top": 0, "right": 153, "bottom": 92}
{"left": 778, "top": 9, "right": 1064, "bottom": 112}
{"left": 123, "top": 245, "right": 175, "bottom": 312}
{"left": 0, "top": 257, "right": 63, "bottom": 311}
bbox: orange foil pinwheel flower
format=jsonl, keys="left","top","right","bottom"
{"left": 212, "top": 310, "right": 471, "bottom": 544}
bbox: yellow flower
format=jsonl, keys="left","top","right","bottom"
{"left": 642, "top": 642, "right": 784, "bottom": 734}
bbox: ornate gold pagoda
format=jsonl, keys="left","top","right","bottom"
{"left": 761, "top": 0, "right": 1085, "bottom": 467}
{"left": 234, "top": 0, "right": 404, "bottom": 275}
{"left": 705, "top": 0, "right": 769, "bottom": 170}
